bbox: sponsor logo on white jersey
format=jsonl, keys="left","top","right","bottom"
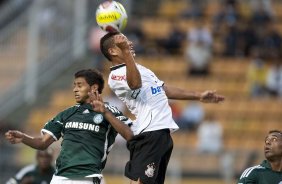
{"left": 111, "top": 74, "right": 126, "bottom": 81}
{"left": 151, "top": 86, "right": 162, "bottom": 95}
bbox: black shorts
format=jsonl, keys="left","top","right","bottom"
{"left": 125, "top": 129, "right": 173, "bottom": 184}
{"left": 92, "top": 177, "right": 101, "bottom": 184}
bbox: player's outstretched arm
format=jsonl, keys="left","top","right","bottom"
{"left": 5, "top": 130, "right": 55, "bottom": 150}
{"left": 163, "top": 85, "right": 225, "bottom": 103}
{"left": 114, "top": 34, "right": 141, "bottom": 90}
{"left": 103, "top": 110, "right": 134, "bottom": 141}
{"left": 89, "top": 91, "right": 134, "bottom": 141}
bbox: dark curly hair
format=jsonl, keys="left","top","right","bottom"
{"left": 74, "top": 69, "right": 104, "bottom": 94}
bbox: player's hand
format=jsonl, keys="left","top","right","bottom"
{"left": 89, "top": 90, "right": 106, "bottom": 113}
{"left": 114, "top": 34, "right": 130, "bottom": 51}
{"left": 200, "top": 90, "right": 225, "bottom": 103}
{"left": 5, "top": 130, "right": 24, "bottom": 144}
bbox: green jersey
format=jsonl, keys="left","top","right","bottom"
{"left": 41, "top": 103, "right": 130, "bottom": 178}
{"left": 6, "top": 164, "right": 54, "bottom": 184}
{"left": 238, "top": 160, "right": 282, "bottom": 184}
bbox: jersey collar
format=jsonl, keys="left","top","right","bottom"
{"left": 261, "top": 160, "right": 272, "bottom": 169}
{"left": 78, "top": 103, "right": 93, "bottom": 111}
{"left": 110, "top": 63, "right": 126, "bottom": 71}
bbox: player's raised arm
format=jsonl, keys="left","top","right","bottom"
{"left": 89, "top": 90, "right": 134, "bottom": 141}
{"left": 163, "top": 85, "right": 225, "bottom": 103}
{"left": 114, "top": 34, "right": 142, "bottom": 90}
{"left": 5, "top": 130, "right": 55, "bottom": 150}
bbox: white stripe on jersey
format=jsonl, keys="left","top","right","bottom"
{"left": 41, "top": 129, "right": 58, "bottom": 141}
{"left": 85, "top": 174, "right": 103, "bottom": 178}
{"left": 15, "top": 164, "right": 36, "bottom": 180}
{"left": 105, "top": 104, "right": 121, "bottom": 114}
{"left": 108, "top": 143, "right": 114, "bottom": 152}
{"left": 240, "top": 165, "right": 264, "bottom": 179}
{"left": 101, "top": 125, "right": 111, "bottom": 162}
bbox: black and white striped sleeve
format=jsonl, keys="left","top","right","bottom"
{"left": 105, "top": 104, "right": 133, "bottom": 127}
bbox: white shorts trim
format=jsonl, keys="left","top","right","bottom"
{"left": 50, "top": 175, "right": 103, "bottom": 184}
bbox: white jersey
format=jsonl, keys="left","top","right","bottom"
{"left": 108, "top": 63, "right": 179, "bottom": 135}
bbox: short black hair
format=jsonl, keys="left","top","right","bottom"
{"left": 74, "top": 69, "right": 104, "bottom": 94}
{"left": 269, "top": 130, "right": 282, "bottom": 136}
{"left": 100, "top": 32, "right": 120, "bottom": 61}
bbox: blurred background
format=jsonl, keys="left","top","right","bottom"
{"left": 0, "top": 0, "right": 281, "bottom": 183}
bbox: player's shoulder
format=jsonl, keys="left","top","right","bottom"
{"left": 15, "top": 164, "right": 36, "bottom": 180}
{"left": 239, "top": 164, "right": 265, "bottom": 180}
{"left": 110, "top": 63, "right": 126, "bottom": 73}
{"left": 134, "top": 64, "right": 155, "bottom": 79}
{"left": 59, "top": 104, "right": 80, "bottom": 115}
{"left": 108, "top": 65, "right": 127, "bottom": 82}
{"left": 137, "top": 63, "right": 150, "bottom": 71}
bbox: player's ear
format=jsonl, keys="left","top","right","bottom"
{"left": 108, "top": 47, "right": 118, "bottom": 57}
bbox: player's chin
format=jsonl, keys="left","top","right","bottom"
{"left": 264, "top": 152, "right": 273, "bottom": 159}
{"left": 75, "top": 98, "right": 82, "bottom": 103}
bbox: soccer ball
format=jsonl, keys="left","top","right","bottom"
{"left": 96, "top": 1, "right": 128, "bottom": 32}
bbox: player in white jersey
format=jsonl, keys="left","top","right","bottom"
{"left": 99, "top": 32, "right": 225, "bottom": 184}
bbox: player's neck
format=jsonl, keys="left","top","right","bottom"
{"left": 270, "top": 159, "right": 282, "bottom": 172}
{"left": 111, "top": 60, "right": 125, "bottom": 67}
{"left": 84, "top": 99, "right": 91, "bottom": 104}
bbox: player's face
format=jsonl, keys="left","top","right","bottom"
{"left": 264, "top": 132, "right": 282, "bottom": 160}
{"left": 113, "top": 34, "right": 136, "bottom": 57}
{"left": 73, "top": 77, "right": 91, "bottom": 103}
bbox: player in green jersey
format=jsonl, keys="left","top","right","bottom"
{"left": 5, "top": 69, "right": 133, "bottom": 184}
{"left": 238, "top": 130, "right": 282, "bottom": 184}
{"left": 6, "top": 148, "right": 54, "bottom": 184}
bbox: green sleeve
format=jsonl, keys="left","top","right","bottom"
{"left": 41, "top": 112, "right": 64, "bottom": 141}
{"left": 42, "top": 106, "right": 78, "bottom": 140}
{"left": 238, "top": 167, "right": 258, "bottom": 184}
